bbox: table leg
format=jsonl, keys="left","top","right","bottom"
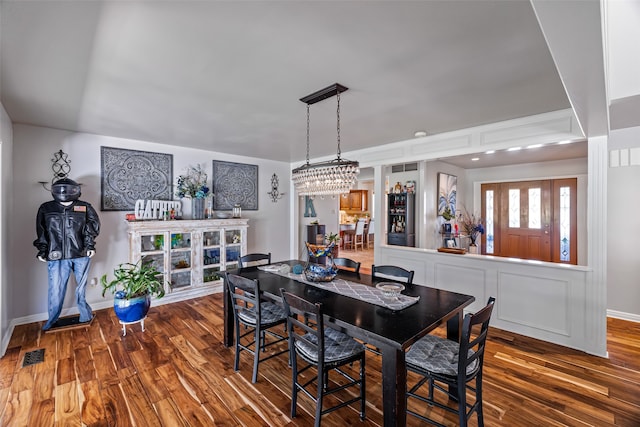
{"left": 446, "top": 310, "right": 463, "bottom": 342}
{"left": 223, "top": 278, "right": 234, "bottom": 347}
{"left": 381, "top": 345, "right": 407, "bottom": 426}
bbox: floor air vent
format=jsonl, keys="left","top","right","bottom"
{"left": 22, "top": 349, "right": 45, "bottom": 367}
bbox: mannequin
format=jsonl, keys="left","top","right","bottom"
{"left": 33, "top": 178, "right": 101, "bottom": 331}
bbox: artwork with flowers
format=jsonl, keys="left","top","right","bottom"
{"left": 458, "top": 206, "right": 485, "bottom": 245}
{"left": 175, "top": 164, "right": 210, "bottom": 199}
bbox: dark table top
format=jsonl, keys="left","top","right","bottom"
{"left": 230, "top": 260, "right": 475, "bottom": 350}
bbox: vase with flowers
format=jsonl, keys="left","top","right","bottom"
{"left": 458, "top": 207, "right": 485, "bottom": 253}
{"left": 176, "top": 164, "right": 210, "bottom": 219}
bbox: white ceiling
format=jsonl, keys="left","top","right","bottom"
{"left": 1, "top": 1, "right": 573, "bottom": 164}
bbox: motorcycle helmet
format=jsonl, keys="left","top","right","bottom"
{"left": 51, "top": 178, "right": 81, "bottom": 203}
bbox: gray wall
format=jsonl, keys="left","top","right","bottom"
{"left": 607, "top": 126, "right": 640, "bottom": 317}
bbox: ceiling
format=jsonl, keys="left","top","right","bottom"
{"left": 1, "top": 1, "right": 574, "bottom": 164}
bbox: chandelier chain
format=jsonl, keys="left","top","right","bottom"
{"left": 336, "top": 91, "right": 341, "bottom": 159}
{"left": 306, "top": 104, "right": 311, "bottom": 165}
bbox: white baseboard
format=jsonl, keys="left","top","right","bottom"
{"left": 607, "top": 309, "right": 640, "bottom": 323}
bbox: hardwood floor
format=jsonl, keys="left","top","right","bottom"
{"left": 2, "top": 293, "right": 639, "bottom": 426}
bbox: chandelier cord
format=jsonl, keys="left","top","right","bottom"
{"left": 336, "top": 90, "right": 341, "bottom": 160}
{"left": 306, "top": 104, "right": 311, "bottom": 166}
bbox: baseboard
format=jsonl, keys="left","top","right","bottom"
{"left": 607, "top": 309, "right": 640, "bottom": 323}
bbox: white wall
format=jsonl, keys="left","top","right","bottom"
{"left": 606, "top": 0, "right": 640, "bottom": 100}
{"left": 10, "top": 124, "right": 291, "bottom": 323}
{"left": 607, "top": 126, "right": 640, "bottom": 319}
{"left": 0, "top": 103, "right": 13, "bottom": 355}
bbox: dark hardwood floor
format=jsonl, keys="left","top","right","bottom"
{"left": 1, "top": 293, "right": 639, "bottom": 426}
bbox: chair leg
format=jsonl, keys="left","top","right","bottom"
{"left": 476, "top": 374, "right": 485, "bottom": 427}
{"left": 360, "top": 355, "right": 366, "bottom": 420}
{"left": 315, "top": 366, "right": 324, "bottom": 427}
{"left": 291, "top": 354, "right": 298, "bottom": 418}
{"left": 457, "top": 381, "right": 467, "bottom": 427}
{"left": 252, "top": 326, "right": 261, "bottom": 383}
{"left": 233, "top": 321, "right": 241, "bottom": 372}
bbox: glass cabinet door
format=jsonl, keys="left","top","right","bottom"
{"left": 203, "top": 230, "right": 222, "bottom": 284}
{"left": 140, "top": 233, "right": 164, "bottom": 253}
{"left": 224, "top": 229, "right": 242, "bottom": 269}
{"left": 170, "top": 232, "right": 192, "bottom": 290}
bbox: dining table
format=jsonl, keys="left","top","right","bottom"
{"left": 223, "top": 260, "right": 475, "bottom": 427}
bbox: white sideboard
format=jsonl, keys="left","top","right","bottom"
{"left": 127, "top": 219, "right": 248, "bottom": 300}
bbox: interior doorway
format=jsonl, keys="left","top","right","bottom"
{"left": 338, "top": 245, "right": 374, "bottom": 274}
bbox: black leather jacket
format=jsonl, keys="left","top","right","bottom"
{"left": 33, "top": 200, "right": 100, "bottom": 261}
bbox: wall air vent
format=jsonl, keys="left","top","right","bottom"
{"left": 391, "top": 162, "right": 419, "bottom": 173}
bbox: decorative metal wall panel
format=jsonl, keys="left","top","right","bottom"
{"left": 212, "top": 160, "right": 258, "bottom": 210}
{"left": 101, "top": 147, "right": 173, "bottom": 211}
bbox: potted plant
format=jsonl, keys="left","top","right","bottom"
{"left": 101, "top": 260, "right": 166, "bottom": 323}
{"left": 325, "top": 232, "right": 341, "bottom": 258}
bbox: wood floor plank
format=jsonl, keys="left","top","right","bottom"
{"left": 2, "top": 389, "right": 32, "bottom": 427}
{"left": 26, "top": 397, "right": 54, "bottom": 427}
{"left": 54, "top": 380, "right": 81, "bottom": 425}
{"left": 154, "top": 397, "right": 190, "bottom": 426}
{"left": 3, "top": 292, "right": 640, "bottom": 427}
{"left": 120, "top": 374, "right": 163, "bottom": 426}
{"left": 56, "top": 356, "right": 76, "bottom": 385}
{"left": 79, "top": 379, "right": 107, "bottom": 427}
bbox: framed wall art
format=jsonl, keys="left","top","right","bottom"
{"left": 437, "top": 172, "right": 457, "bottom": 217}
{"left": 212, "top": 160, "right": 258, "bottom": 210}
{"left": 101, "top": 147, "right": 173, "bottom": 211}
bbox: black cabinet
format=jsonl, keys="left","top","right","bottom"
{"left": 387, "top": 193, "right": 415, "bottom": 247}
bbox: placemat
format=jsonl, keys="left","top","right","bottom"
{"left": 259, "top": 264, "right": 419, "bottom": 311}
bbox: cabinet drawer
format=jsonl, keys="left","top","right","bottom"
{"left": 387, "top": 233, "right": 406, "bottom": 246}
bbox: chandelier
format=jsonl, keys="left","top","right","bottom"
{"left": 292, "top": 83, "right": 359, "bottom": 196}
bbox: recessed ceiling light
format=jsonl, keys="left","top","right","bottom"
{"left": 471, "top": 157, "right": 480, "bottom": 161}
{"left": 485, "top": 150, "right": 495, "bottom": 154}
{"left": 507, "top": 147, "right": 522, "bottom": 152}
{"left": 527, "top": 144, "right": 543, "bottom": 149}
{"left": 414, "top": 131, "right": 428, "bottom": 138}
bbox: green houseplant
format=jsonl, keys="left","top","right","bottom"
{"left": 101, "top": 260, "right": 166, "bottom": 323}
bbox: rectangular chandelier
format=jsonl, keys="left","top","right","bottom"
{"left": 292, "top": 83, "right": 360, "bottom": 197}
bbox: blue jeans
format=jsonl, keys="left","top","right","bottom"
{"left": 43, "top": 257, "right": 93, "bottom": 330}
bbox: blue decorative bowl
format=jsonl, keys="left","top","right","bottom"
{"left": 304, "top": 262, "right": 338, "bottom": 282}
{"left": 114, "top": 293, "right": 151, "bottom": 323}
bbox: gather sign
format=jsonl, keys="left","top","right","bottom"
{"left": 134, "top": 199, "right": 183, "bottom": 220}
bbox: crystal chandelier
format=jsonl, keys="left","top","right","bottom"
{"left": 292, "top": 83, "right": 359, "bottom": 196}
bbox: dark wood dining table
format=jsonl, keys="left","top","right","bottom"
{"left": 223, "top": 260, "right": 475, "bottom": 427}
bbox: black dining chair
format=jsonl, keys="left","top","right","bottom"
{"left": 225, "top": 273, "right": 288, "bottom": 383}
{"left": 405, "top": 297, "right": 496, "bottom": 427}
{"left": 333, "top": 257, "right": 361, "bottom": 274}
{"left": 372, "top": 264, "right": 414, "bottom": 284}
{"left": 280, "top": 289, "right": 366, "bottom": 427}
{"left": 239, "top": 252, "right": 271, "bottom": 268}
